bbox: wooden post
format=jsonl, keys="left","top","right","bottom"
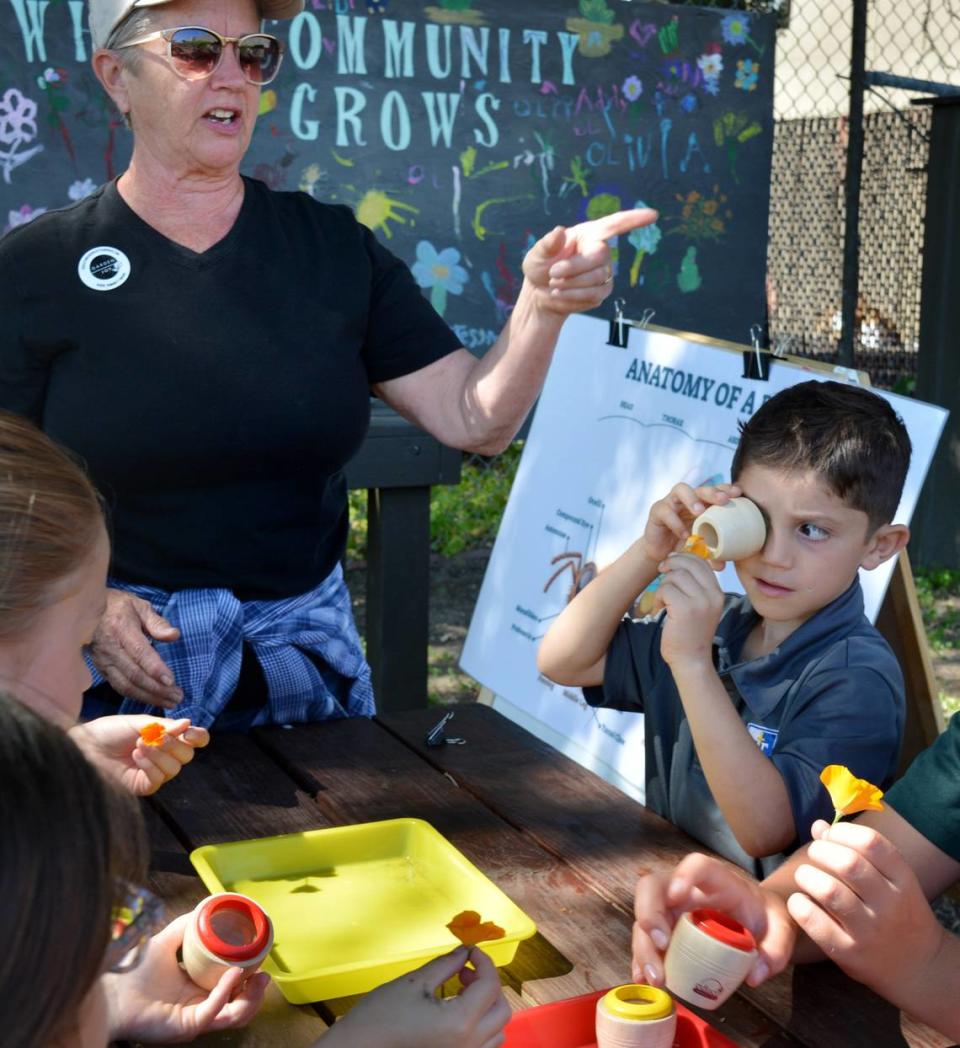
{"left": 912, "top": 96, "right": 960, "bottom": 567}
{"left": 365, "top": 486, "right": 431, "bottom": 711}
{"left": 345, "top": 402, "right": 462, "bottom": 712}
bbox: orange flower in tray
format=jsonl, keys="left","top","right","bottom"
{"left": 447, "top": 910, "right": 505, "bottom": 947}
{"left": 139, "top": 722, "right": 167, "bottom": 747}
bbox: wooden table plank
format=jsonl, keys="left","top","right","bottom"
{"left": 140, "top": 803, "right": 331, "bottom": 1047}
{"left": 251, "top": 718, "right": 793, "bottom": 1047}
{"left": 380, "top": 705, "right": 952, "bottom": 1048}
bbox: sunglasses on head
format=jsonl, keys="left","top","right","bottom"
{"left": 116, "top": 26, "right": 285, "bottom": 86}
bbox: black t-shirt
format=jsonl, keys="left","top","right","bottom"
{"left": 0, "top": 177, "right": 461, "bottom": 598}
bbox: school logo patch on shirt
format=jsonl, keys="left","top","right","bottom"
{"left": 78, "top": 246, "right": 131, "bottom": 291}
{"left": 747, "top": 722, "right": 778, "bottom": 756}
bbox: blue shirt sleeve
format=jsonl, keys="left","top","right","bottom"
{"left": 769, "top": 662, "right": 904, "bottom": 843}
{"left": 582, "top": 614, "right": 667, "bottom": 713}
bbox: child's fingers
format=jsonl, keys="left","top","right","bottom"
{"left": 658, "top": 567, "right": 707, "bottom": 603}
{"left": 786, "top": 890, "right": 856, "bottom": 955}
{"left": 814, "top": 820, "right": 909, "bottom": 888}
{"left": 694, "top": 481, "right": 741, "bottom": 503}
{"left": 472, "top": 993, "right": 511, "bottom": 1047}
{"left": 668, "top": 482, "right": 706, "bottom": 516}
{"left": 203, "top": 971, "right": 271, "bottom": 1032}
{"left": 651, "top": 501, "right": 692, "bottom": 541}
{"left": 133, "top": 744, "right": 185, "bottom": 781}
{"left": 182, "top": 725, "right": 210, "bottom": 748}
{"left": 793, "top": 860, "right": 869, "bottom": 923}
{"left": 160, "top": 719, "right": 210, "bottom": 751}
{"left": 631, "top": 922, "right": 667, "bottom": 985}
{"left": 661, "top": 553, "right": 722, "bottom": 585}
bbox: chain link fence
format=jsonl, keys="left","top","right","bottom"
{"left": 767, "top": 0, "right": 959, "bottom": 389}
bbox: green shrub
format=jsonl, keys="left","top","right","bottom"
{"left": 346, "top": 442, "right": 523, "bottom": 562}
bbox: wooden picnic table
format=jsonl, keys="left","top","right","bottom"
{"left": 141, "top": 704, "right": 951, "bottom": 1048}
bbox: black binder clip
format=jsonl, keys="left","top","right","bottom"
{"left": 742, "top": 324, "right": 771, "bottom": 381}
{"left": 608, "top": 298, "right": 629, "bottom": 348}
{"left": 425, "top": 710, "right": 466, "bottom": 747}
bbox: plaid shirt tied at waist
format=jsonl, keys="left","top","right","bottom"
{"left": 88, "top": 564, "right": 374, "bottom": 729}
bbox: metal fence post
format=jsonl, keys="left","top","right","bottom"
{"left": 838, "top": 0, "right": 869, "bottom": 369}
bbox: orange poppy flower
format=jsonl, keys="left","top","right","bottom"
{"left": 139, "top": 722, "right": 167, "bottom": 747}
{"left": 820, "top": 765, "right": 884, "bottom": 823}
{"left": 684, "top": 534, "right": 711, "bottom": 559}
{"left": 447, "top": 910, "right": 505, "bottom": 946}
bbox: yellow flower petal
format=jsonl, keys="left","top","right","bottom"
{"left": 820, "top": 764, "right": 884, "bottom": 817}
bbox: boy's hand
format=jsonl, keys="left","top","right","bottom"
{"left": 657, "top": 553, "right": 725, "bottom": 667}
{"left": 640, "top": 482, "right": 741, "bottom": 565}
{"left": 69, "top": 715, "right": 209, "bottom": 796}
{"left": 788, "top": 820, "right": 947, "bottom": 1009}
{"left": 632, "top": 853, "right": 795, "bottom": 987}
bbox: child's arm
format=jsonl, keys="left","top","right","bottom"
{"left": 658, "top": 554, "right": 794, "bottom": 857}
{"left": 69, "top": 715, "right": 209, "bottom": 796}
{"left": 787, "top": 817, "right": 960, "bottom": 1038}
{"left": 538, "top": 481, "right": 740, "bottom": 686}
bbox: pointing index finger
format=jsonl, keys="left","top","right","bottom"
{"left": 591, "top": 207, "right": 658, "bottom": 242}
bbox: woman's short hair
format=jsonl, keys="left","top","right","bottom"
{"left": 0, "top": 693, "right": 147, "bottom": 1047}
{"left": 0, "top": 410, "right": 105, "bottom": 639}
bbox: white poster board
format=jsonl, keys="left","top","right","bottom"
{"left": 460, "top": 315, "right": 948, "bottom": 802}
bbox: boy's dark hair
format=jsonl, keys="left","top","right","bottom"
{"left": 731, "top": 380, "right": 911, "bottom": 530}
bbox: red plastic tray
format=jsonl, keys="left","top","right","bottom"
{"left": 503, "top": 988, "right": 738, "bottom": 1048}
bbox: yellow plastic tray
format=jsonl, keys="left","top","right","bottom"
{"left": 189, "top": 817, "right": 537, "bottom": 1004}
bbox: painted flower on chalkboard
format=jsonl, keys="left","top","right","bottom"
{"left": 670, "top": 187, "right": 731, "bottom": 242}
{"left": 627, "top": 201, "right": 661, "bottom": 287}
{"left": 698, "top": 52, "right": 723, "bottom": 80}
{"left": 735, "top": 59, "right": 760, "bottom": 92}
{"left": 719, "top": 12, "right": 765, "bottom": 55}
{"left": 622, "top": 75, "right": 643, "bottom": 102}
{"left": 68, "top": 178, "right": 97, "bottom": 202}
{"left": 720, "top": 12, "right": 749, "bottom": 45}
{"left": 4, "top": 203, "right": 46, "bottom": 233}
{"left": 713, "top": 112, "right": 763, "bottom": 184}
{"left": 566, "top": 0, "right": 624, "bottom": 57}
{"left": 412, "top": 241, "right": 469, "bottom": 318}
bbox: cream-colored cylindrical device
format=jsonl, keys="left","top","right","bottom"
{"left": 691, "top": 496, "right": 765, "bottom": 561}
{"left": 181, "top": 892, "right": 274, "bottom": 991}
{"left": 595, "top": 984, "right": 677, "bottom": 1048}
{"left": 664, "top": 909, "right": 756, "bottom": 1011}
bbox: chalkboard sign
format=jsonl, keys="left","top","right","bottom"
{"left": 0, "top": 0, "right": 774, "bottom": 345}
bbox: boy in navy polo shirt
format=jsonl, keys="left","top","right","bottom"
{"left": 538, "top": 381, "right": 912, "bottom": 875}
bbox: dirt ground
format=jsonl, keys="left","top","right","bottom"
{"left": 347, "top": 548, "right": 960, "bottom": 710}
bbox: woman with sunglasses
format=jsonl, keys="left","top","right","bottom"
{"left": 0, "top": 0, "right": 656, "bottom": 732}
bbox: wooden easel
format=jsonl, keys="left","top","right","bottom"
{"left": 877, "top": 550, "right": 945, "bottom": 773}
